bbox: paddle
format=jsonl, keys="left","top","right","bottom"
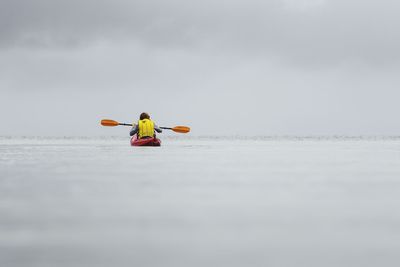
{"left": 101, "top": 119, "right": 190, "bottom": 133}
{"left": 160, "top": 126, "right": 190, "bottom": 133}
{"left": 101, "top": 119, "right": 131, "bottom": 127}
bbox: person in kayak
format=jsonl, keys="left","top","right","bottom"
{"left": 130, "top": 112, "right": 162, "bottom": 138}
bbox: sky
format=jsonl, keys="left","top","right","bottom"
{"left": 1, "top": 0, "right": 400, "bottom": 136}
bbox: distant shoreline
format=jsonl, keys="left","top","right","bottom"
{"left": 1, "top": 135, "right": 400, "bottom": 141}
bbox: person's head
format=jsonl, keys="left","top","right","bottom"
{"left": 140, "top": 112, "right": 150, "bottom": 120}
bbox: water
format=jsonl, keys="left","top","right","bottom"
{"left": 1, "top": 136, "right": 400, "bottom": 267}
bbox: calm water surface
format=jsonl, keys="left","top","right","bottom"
{"left": 1, "top": 136, "right": 400, "bottom": 267}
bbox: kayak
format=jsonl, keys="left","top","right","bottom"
{"left": 130, "top": 135, "right": 161, "bottom": 146}
{"left": 130, "top": 134, "right": 161, "bottom": 147}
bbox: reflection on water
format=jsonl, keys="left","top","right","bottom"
{"left": 1, "top": 137, "right": 400, "bottom": 267}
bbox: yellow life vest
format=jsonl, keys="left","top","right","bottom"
{"left": 138, "top": 119, "right": 155, "bottom": 138}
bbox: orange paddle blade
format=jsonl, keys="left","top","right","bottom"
{"left": 172, "top": 126, "right": 190, "bottom": 133}
{"left": 101, "top": 119, "right": 119, "bottom": 127}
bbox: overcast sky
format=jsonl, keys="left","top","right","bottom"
{"left": 1, "top": 0, "right": 400, "bottom": 136}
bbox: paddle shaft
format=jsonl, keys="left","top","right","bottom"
{"left": 120, "top": 124, "right": 173, "bottom": 130}
{"left": 119, "top": 124, "right": 170, "bottom": 129}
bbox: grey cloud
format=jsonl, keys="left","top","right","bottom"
{"left": 1, "top": 0, "right": 400, "bottom": 135}
{"left": 1, "top": 0, "right": 400, "bottom": 66}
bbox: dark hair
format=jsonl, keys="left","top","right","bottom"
{"left": 140, "top": 112, "right": 150, "bottom": 120}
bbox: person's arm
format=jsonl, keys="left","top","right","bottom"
{"left": 154, "top": 124, "right": 162, "bottom": 133}
{"left": 130, "top": 124, "right": 139, "bottom": 136}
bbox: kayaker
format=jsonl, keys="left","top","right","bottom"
{"left": 130, "top": 112, "right": 162, "bottom": 138}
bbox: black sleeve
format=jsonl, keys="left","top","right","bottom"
{"left": 129, "top": 124, "right": 139, "bottom": 136}
{"left": 154, "top": 124, "right": 162, "bottom": 133}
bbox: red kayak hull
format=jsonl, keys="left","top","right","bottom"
{"left": 130, "top": 135, "right": 161, "bottom": 147}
